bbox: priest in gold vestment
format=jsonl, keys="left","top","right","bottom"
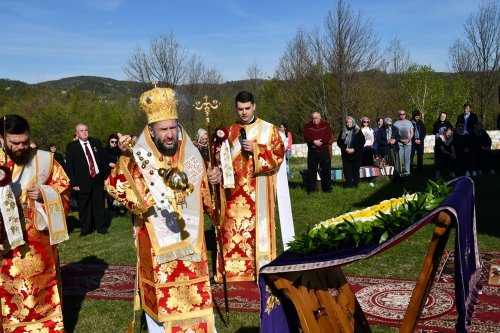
{"left": 0, "top": 114, "right": 70, "bottom": 333}
{"left": 105, "top": 87, "right": 221, "bottom": 333}
{"left": 216, "top": 91, "right": 284, "bottom": 282}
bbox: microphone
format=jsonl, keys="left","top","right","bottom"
{"left": 239, "top": 127, "right": 247, "bottom": 155}
{"left": 239, "top": 127, "right": 246, "bottom": 140}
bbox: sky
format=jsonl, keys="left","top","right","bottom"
{"left": 0, "top": 0, "right": 485, "bottom": 84}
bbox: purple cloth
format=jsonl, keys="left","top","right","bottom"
{"left": 259, "top": 176, "right": 480, "bottom": 333}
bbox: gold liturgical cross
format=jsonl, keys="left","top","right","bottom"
{"left": 194, "top": 95, "right": 220, "bottom": 127}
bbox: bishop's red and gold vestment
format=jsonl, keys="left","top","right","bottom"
{"left": 105, "top": 126, "right": 216, "bottom": 333}
{"left": 217, "top": 118, "right": 284, "bottom": 282}
{"left": 0, "top": 149, "right": 70, "bottom": 333}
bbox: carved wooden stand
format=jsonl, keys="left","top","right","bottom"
{"left": 267, "top": 211, "right": 453, "bottom": 333}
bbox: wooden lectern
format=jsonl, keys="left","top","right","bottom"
{"left": 266, "top": 211, "right": 453, "bottom": 333}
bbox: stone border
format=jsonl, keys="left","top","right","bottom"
{"left": 290, "top": 130, "right": 500, "bottom": 158}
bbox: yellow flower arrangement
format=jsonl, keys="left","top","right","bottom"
{"left": 314, "top": 194, "right": 417, "bottom": 228}
{"left": 288, "top": 180, "right": 452, "bottom": 255}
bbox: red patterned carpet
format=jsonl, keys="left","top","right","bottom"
{"left": 211, "top": 281, "right": 260, "bottom": 312}
{"left": 61, "top": 251, "right": 499, "bottom": 331}
{"left": 60, "top": 263, "right": 260, "bottom": 311}
{"left": 349, "top": 251, "right": 500, "bottom": 333}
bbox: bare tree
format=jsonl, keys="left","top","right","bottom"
{"left": 275, "top": 27, "right": 314, "bottom": 81}
{"left": 123, "top": 46, "right": 153, "bottom": 87}
{"left": 246, "top": 61, "right": 265, "bottom": 95}
{"left": 182, "top": 59, "right": 225, "bottom": 132}
{"left": 246, "top": 61, "right": 264, "bottom": 80}
{"left": 383, "top": 37, "right": 411, "bottom": 74}
{"left": 185, "top": 54, "right": 206, "bottom": 86}
{"left": 449, "top": 1, "right": 500, "bottom": 123}
{"left": 448, "top": 39, "right": 474, "bottom": 73}
{"left": 272, "top": 26, "right": 334, "bottom": 127}
{"left": 124, "top": 32, "right": 197, "bottom": 88}
{"left": 306, "top": 27, "right": 334, "bottom": 121}
{"left": 321, "top": 0, "right": 380, "bottom": 119}
{"left": 203, "top": 68, "right": 224, "bottom": 85}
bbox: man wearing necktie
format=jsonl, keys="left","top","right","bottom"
{"left": 66, "top": 123, "right": 106, "bottom": 235}
{"left": 456, "top": 102, "right": 478, "bottom": 135}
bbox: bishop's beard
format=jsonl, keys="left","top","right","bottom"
{"left": 154, "top": 137, "right": 178, "bottom": 157}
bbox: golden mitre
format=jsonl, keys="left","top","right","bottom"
{"left": 139, "top": 87, "right": 178, "bottom": 124}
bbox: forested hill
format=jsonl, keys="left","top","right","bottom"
{"left": 0, "top": 76, "right": 249, "bottom": 153}
{"left": 0, "top": 76, "right": 144, "bottom": 96}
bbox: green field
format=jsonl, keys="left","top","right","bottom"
{"left": 58, "top": 154, "right": 499, "bottom": 332}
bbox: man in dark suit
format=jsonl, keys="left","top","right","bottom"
{"left": 456, "top": 102, "right": 478, "bottom": 135}
{"left": 66, "top": 123, "right": 107, "bottom": 235}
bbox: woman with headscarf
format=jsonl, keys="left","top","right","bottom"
{"left": 434, "top": 125, "right": 456, "bottom": 179}
{"left": 194, "top": 128, "right": 210, "bottom": 163}
{"left": 337, "top": 116, "right": 365, "bottom": 188}
{"left": 432, "top": 112, "right": 453, "bottom": 135}
{"left": 375, "top": 117, "right": 401, "bottom": 175}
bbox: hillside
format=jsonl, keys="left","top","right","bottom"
{"left": 1, "top": 75, "right": 146, "bottom": 96}
{"left": 34, "top": 76, "right": 144, "bottom": 96}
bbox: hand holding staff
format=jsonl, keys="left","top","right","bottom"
{"left": 194, "top": 96, "right": 230, "bottom": 323}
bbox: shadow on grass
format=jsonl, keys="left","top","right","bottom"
{"left": 205, "top": 226, "right": 218, "bottom": 277}
{"left": 235, "top": 328, "right": 260, "bottom": 333}
{"left": 62, "top": 256, "right": 108, "bottom": 333}
{"left": 66, "top": 215, "right": 79, "bottom": 234}
{"left": 472, "top": 172, "right": 500, "bottom": 238}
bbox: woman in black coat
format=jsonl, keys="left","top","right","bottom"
{"left": 376, "top": 118, "right": 401, "bottom": 175}
{"left": 104, "top": 133, "right": 122, "bottom": 211}
{"left": 337, "top": 116, "right": 366, "bottom": 188}
{"left": 432, "top": 112, "right": 453, "bottom": 135}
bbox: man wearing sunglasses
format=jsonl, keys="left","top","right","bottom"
{"left": 394, "top": 110, "right": 414, "bottom": 176}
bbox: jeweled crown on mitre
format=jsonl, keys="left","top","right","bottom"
{"left": 139, "top": 86, "right": 178, "bottom": 124}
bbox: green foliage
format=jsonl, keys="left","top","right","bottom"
{"left": 399, "top": 65, "right": 445, "bottom": 119}
{"left": 436, "top": 73, "right": 473, "bottom": 125}
{"left": 0, "top": 85, "right": 145, "bottom": 153}
{"left": 0, "top": 72, "right": 493, "bottom": 161}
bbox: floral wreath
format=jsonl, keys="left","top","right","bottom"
{"left": 288, "top": 180, "right": 453, "bottom": 255}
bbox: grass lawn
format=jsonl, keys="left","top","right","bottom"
{"left": 58, "top": 154, "right": 500, "bottom": 332}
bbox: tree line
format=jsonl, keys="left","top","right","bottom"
{"left": 1, "top": 0, "right": 499, "bottom": 152}
{"left": 122, "top": 0, "right": 500, "bottom": 138}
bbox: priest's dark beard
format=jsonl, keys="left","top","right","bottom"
{"left": 155, "top": 137, "right": 178, "bottom": 157}
{"left": 7, "top": 147, "right": 32, "bottom": 165}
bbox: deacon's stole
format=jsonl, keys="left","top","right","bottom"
{"left": 0, "top": 150, "right": 70, "bottom": 333}
{"left": 105, "top": 126, "right": 215, "bottom": 332}
{"left": 219, "top": 119, "right": 284, "bottom": 282}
